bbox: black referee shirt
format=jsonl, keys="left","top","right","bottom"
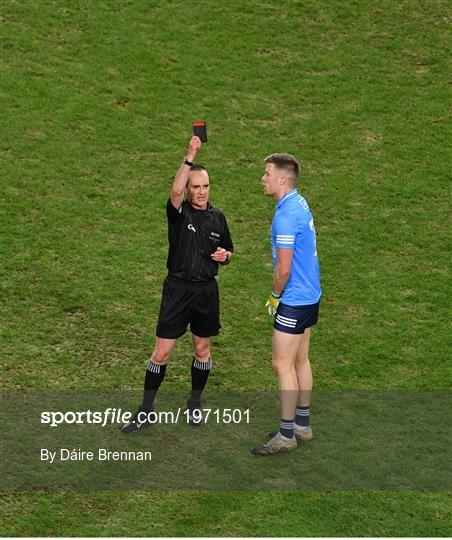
{"left": 166, "top": 198, "right": 234, "bottom": 283}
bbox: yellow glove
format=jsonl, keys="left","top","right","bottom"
{"left": 265, "top": 291, "right": 281, "bottom": 316}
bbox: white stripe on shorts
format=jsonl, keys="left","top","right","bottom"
{"left": 276, "top": 314, "right": 297, "bottom": 323}
{"left": 276, "top": 316, "right": 297, "bottom": 328}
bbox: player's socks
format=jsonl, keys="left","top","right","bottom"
{"left": 190, "top": 357, "right": 212, "bottom": 401}
{"left": 279, "top": 419, "right": 295, "bottom": 439}
{"left": 141, "top": 359, "right": 166, "bottom": 411}
{"left": 295, "top": 405, "right": 310, "bottom": 427}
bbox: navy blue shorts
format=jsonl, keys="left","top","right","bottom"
{"left": 274, "top": 301, "right": 320, "bottom": 334}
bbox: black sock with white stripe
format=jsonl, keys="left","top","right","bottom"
{"left": 295, "top": 405, "right": 310, "bottom": 427}
{"left": 190, "top": 357, "right": 212, "bottom": 401}
{"left": 141, "top": 359, "right": 166, "bottom": 411}
{"left": 280, "top": 419, "right": 295, "bottom": 439}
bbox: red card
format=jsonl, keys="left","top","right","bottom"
{"left": 192, "top": 122, "right": 207, "bottom": 143}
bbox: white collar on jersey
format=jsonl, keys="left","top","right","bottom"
{"left": 276, "top": 188, "right": 297, "bottom": 209}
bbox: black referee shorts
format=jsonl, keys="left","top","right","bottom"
{"left": 156, "top": 276, "right": 220, "bottom": 339}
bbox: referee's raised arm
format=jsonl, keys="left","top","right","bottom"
{"left": 121, "top": 133, "right": 234, "bottom": 436}
{"left": 170, "top": 136, "right": 202, "bottom": 210}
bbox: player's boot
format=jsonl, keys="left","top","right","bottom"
{"left": 294, "top": 424, "right": 313, "bottom": 441}
{"left": 186, "top": 398, "right": 203, "bottom": 426}
{"left": 121, "top": 406, "right": 154, "bottom": 434}
{"left": 267, "top": 425, "right": 313, "bottom": 442}
{"left": 251, "top": 431, "right": 297, "bottom": 456}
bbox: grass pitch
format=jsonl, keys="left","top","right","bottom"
{"left": 1, "top": 0, "right": 450, "bottom": 536}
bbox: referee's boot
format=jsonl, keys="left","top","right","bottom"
{"left": 186, "top": 398, "right": 203, "bottom": 426}
{"left": 121, "top": 405, "right": 154, "bottom": 434}
{"left": 267, "top": 424, "right": 313, "bottom": 442}
{"left": 251, "top": 431, "right": 297, "bottom": 456}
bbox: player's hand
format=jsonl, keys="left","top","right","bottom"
{"left": 265, "top": 291, "right": 281, "bottom": 316}
{"left": 211, "top": 247, "right": 229, "bottom": 263}
{"left": 188, "top": 136, "right": 201, "bottom": 159}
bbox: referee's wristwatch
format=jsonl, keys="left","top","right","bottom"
{"left": 183, "top": 157, "right": 193, "bottom": 166}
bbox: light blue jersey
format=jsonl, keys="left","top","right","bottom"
{"left": 270, "top": 188, "right": 322, "bottom": 306}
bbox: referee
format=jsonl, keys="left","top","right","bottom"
{"left": 122, "top": 136, "right": 234, "bottom": 434}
